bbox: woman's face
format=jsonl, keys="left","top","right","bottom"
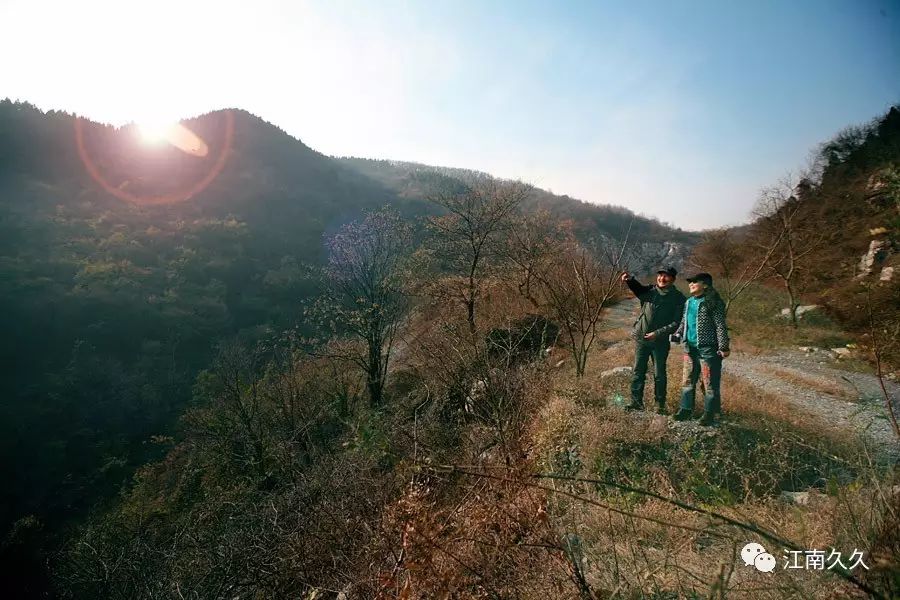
{"left": 688, "top": 280, "right": 707, "bottom": 296}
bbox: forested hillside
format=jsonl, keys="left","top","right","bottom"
{"left": 0, "top": 100, "right": 693, "bottom": 596}
{"left": 338, "top": 157, "right": 694, "bottom": 246}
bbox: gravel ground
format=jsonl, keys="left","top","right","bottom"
{"left": 724, "top": 350, "right": 899, "bottom": 460}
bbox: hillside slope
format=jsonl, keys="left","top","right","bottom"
{"left": 0, "top": 100, "right": 694, "bottom": 596}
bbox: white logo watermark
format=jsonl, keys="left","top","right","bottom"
{"left": 740, "top": 543, "right": 869, "bottom": 573}
{"left": 740, "top": 542, "right": 775, "bottom": 572}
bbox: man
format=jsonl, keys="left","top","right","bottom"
{"left": 672, "top": 272, "right": 730, "bottom": 426}
{"left": 620, "top": 266, "right": 686, "bottom": 414}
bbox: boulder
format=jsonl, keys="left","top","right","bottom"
{"left": 866, "top": 167, "right": 900, "bottom": 207}
{"left": 798, "top": 346, "right": 819, "bottom": 353}
{"left": 780, "top": 491, "right": 811, "bottom": 506}
{"left": 831, "top": 347, "right": 852, "bottom": 358}
{"left": 778, "top": 305, "right": 819, "bottom": 319}
{"left": 485, "top": 315, "right": 559, "bottom": 365}
{"left": 648, "top": 415, "right": 668, "bottom": 435}
{"left": 880, "top": 266, "right": 894, "bottom": 282}
{"left": 601, "top": 366, "right": 633, "bottom": 379}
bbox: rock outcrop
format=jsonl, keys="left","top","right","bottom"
{"left": 627, "top": 241, "right": 693, "bottom": 275}
{"left": 778, "top": 305, "right": 820, "bottom": 319}
{"left": 856, "top": 238, "right": 891, "bottom": 277}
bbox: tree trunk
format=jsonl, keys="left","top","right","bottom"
{"left": 575, "top": 347, "right": 587, "bottom": 377}
{"left": 367, "top": 336, "right": 384, "bottom": 407}
{"left": 786, "top": 281, "right": 798, "bottom": 328}
{"left": 367, "top": 376, "right": 382, "bottom": 407}
{"left": 466, "top": 297, "right": 476, "bottom": 336}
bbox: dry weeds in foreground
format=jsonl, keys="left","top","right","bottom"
{"left": 377, "top": 333, "right": 897, "bottom": 598}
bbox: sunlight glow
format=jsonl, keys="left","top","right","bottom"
{"left": 137, "top": 120, "right": 177, "bottom": 145}
{"left": 134, "top": 119, "right": 210, "bottom": 157}
{"left": 75, "top": 110, "right": 233, "bottom": 204}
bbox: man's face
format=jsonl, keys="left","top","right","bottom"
{"left": 656, "top": 273, "right": 674, "bottom": 288}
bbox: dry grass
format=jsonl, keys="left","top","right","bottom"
{"left": 721, "top": 374, "right": 840, "bottom": 438}
{"left": 379, "top": 472, "right": 572, "bottom": 599}
{"left": 769, "top": 366, "right": 855, "bottom": 399}
{"left": 726, "top": 282, "right": 854, "bottom": 353}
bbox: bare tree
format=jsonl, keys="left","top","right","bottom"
{"left": 690, "top": 227, "right": 782, "bottom": 315}
{"left": 500, "top": 209, "right": 575, "bottom": 307}
{"left": 311, "top": 208, "right": 412, "bottom": 407}
{"left": 190, "top": 340, "right": 271, "bottom": 478}
{"left": 532, "top": 229, "right": 632, "bottom": 377}
{"left": 424, "top": 178, "right": 531, "bottom": 335}
{"left": 753, "top": 177, "right": 825, "bottom": 327}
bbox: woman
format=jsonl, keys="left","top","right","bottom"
{"left": 671, "top": 272, "right": 730, "bottom": 426}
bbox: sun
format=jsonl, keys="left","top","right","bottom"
{"left": 131, "top": 115, "right": 210, "bottom": 157}
{"left": 136, "top": 119, "right": 178, "bottom": 145}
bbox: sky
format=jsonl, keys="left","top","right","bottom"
{"left": 1, "top": 0, "right": 898, "bottom": 229}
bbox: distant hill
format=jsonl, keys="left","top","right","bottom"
{"left": 0, "top": 102, "right": 417, "bottom": 593}
{"left": 337, "top": 156, "right": 696, "bottom": 245}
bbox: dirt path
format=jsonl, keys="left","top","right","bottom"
{"left": 609, "top": 297, "right": 900, "bottom": 460}
{"left": 725, "top": 350, "right": 899, "bottom": 458}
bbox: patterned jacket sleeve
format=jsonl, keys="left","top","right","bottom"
{"left": 712, "top": 301, "right": 730, "bottom": 352}
{"left": 653, "top": 292, "right": 686, "bottom": 337}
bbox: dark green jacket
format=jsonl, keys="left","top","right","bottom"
{"left": 626, "top": 277, "right": 686, "bottom": 343}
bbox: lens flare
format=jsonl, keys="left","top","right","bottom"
{"left": 74, "top": 110, "right": 234, "bottom": 205}
{"left": 137, "top": 120, "right": 176, "bottom": 144}
{"left": 135, "top": 120, "right": 210, "bottom": 157}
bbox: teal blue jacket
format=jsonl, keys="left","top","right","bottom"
{"left": 675, "top": 291, "right": 730, "bottom": 352}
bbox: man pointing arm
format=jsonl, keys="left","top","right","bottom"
{"left": 620, "top": 266, "right": 686, "bottom": 414}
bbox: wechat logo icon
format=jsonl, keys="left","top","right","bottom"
{"left": 741, "top": 542, "right": 776, "bottom": 573}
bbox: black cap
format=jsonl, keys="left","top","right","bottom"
{"left": 657, "top": 266, "right": 677, "bottom": 278}
{"left": 686, "top": 272, "right": 713, "bottom": 285}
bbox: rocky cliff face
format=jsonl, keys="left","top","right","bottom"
{"left": 626, "top": 241, "right": 694, "bottom": 276}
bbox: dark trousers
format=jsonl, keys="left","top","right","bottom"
{"left": 630, "top": 341, "right": 670, "bottom": 405}
{"left": 679, "top": 344, "right": 722, "bottom": 413}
